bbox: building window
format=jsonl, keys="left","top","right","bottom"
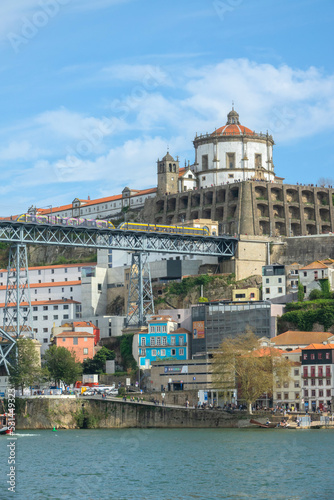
{"left": 318, "top": 353, "right": 322, "bottom": 360}
{"left": 43, "top": 328, "right": 48, "bottom": 333}
{"left": 266, "top": 288, "right": 270, "bottom": 294}
{"left": 43, "top": 315, "right": 48, "bottom": 320}
{"left": 62, "top": 338, "right": 66, "bottom": 342}
{"left": 62, "top": 288, "right": 64, "bottom": 293}
{"left": 65, "top": 268, "right": 68, "bottom": 273}
{"left": 141, "top": 338, "right": 146, "bottom": 346}
{"left": 33, "top": 306, "right": 38, "bottom": 311}
{"left": 152, "top": 349, "right": 157, "bottom": 356}
{"left": 54, "top": 315, "right": 58, "bottom": 320}
{"left": 140, "top": 348, "right": 146, "bottom": 356}
{"left": 319, "top": 390, "right": 324, "bottom": 397}
{"left": 73, "top": 338, "right": 78, "bottom": 345}
{"left": 318, "top": 367, "right": 323, "bottom": 377}
{"left": 43, "top": 306, "right": 48, "bottom": 310}
{"left": 51, "top": 269, "right": 54, "bottom": 274}
{"left": 277, "top": 393, "right": 282, "bottom": 400}
{"left": 162, "top": 337, "right": 167, "bottom": 346}
{"left": 160, "top": 349, "right": 166, "bottom": 356}
{"left": 63, "top": 315, "right": 69, "bottom": 319}
{"left": 33, "top": 316, "right": 38, "bottom": 321}
{"left": 319, "top": 379, "right": 323, "bottom": 386}
{"left": 63, "top": 305, "right": 69, "bottom": 310}
{"left": 303, "top": 354, "right": 307, "bottom": 360}
{"left": 171, "top": 337, "right": 175, "bottom": 346}
{"left": 226, "top": 152, "right": 235, "bottom": 169}
{"left": 294, "top": 382, "right": 299, "bottom": 388}
{"left": 303, "top": 379, "right": 308, "bottom": 386}
{"left": 283, "top": 382, "right": 289, "bottom": 388}
{"left": 179, "top": 348, "right": 184, "bottom": 356}
{"left": 156, "top": 326, "right": 161, "bottom": 333}
{"left": 326, "top": 379, "right": 331, "bottom": 385}
{"left": 38, "top": 270, "right": 41, "bottom": 275}
{"left": 278, "top": 278, "right": 282, "bottom": 283}
{"left": 255, "top": 153, "right": 262, "bottom": 168}
{"left": 171, "top": 349, "right": 176, "bottom": 356}
{"left": 150, "top": 337, "right": 155, "bottom": 346}
{"left": 53, "top": 306, "right": 58, "bottom": 310}
{"left": 303, "top": 272, "right": 307, "bottom": 277}
{"left": 179, "top": 337, "right": 184, "bottom": 346}
{"left": 284, "top": 393, "right": 289, "bottom": 400}
{"left": 326, "top": 366, "right": 331, "bottom": 377}
{"left": 311, "top": 354, "right": 315, "bottom": 360}
{"left": 150, "top": 326, "right": 155, "bottom": 333}
{"left": 202, "top": 155, "right": 208, "bottom": 170}
{"left": 326, "top": 352, "right": 330, "bottom": 360}
{"left": 304, "top": 390, "right": 308, "bottom": 397}
{"left": 294, "top": 369, "right": 299, "bottom": 376}
{"left": 266, "top": 278, "right": 269, "bottom": 284}
{"left": 83, "top": 348, "right": 88, "bottom": 355}
{"left": 278, "top": 287, "right": 282, "bottom": 293}
{"left": 98, "top": 284, "right": 102, "bottom": 292}
{"left": 327, "top": 390, "right": 331, "bottom": 397}
{"left": 156, "top": 337, "right": 161, "bottom": 346}
{"left": 311, "top": 379, "right": 315, "bottom": 386}
{"left": 43, "top": 338, "right": 48, "bottom": 343}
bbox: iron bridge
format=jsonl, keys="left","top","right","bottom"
{"left": 0, "top": 221, "right": 238, "bottom": 257}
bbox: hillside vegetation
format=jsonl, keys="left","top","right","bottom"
{"left": 278, "top": 299, "right": 334, "bottom": 333}
{"left": 154, "top": 273, "right": 262, "bottom": 309}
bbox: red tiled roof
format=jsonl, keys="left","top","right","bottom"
{"left": 0, "top": 299, "right": 80, "bottom": 307}
{"left": 302, "top": 343, "right": 334, "bottom": 350}
{"left": 38, "top": 187, "right": 157, "bottom": 215}
{"left": 0, "top": 280, "right": 81, "bottom": 291}
{"left": 299, "top": 259, "right": 334, "bottom": 270}
{"left": 0, "top": 262, "right": 96, "bottom": 273}
{"left": 212, "top": 124, "right": 255, "bottom": 136}
{"left": 271, "top": 331, "right": 333, "bottom": 346}
{"left": 73, "top": 321, "right": 96, "bottom": 328}
{"left": 172, "top": 328, "right": 190, "bottom": 334}
{"left": 54, "top": 331, "right": 94, "bottom": 338}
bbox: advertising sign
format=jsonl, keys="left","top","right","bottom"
{"left": 193, "top": 320, "right": 205, "bottom": 339}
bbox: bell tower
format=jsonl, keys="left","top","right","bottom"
{"left": 157, "top": 151, "right": 179, "bottom": 196}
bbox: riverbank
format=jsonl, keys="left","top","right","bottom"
{"left": 12, "top": 397, "right": 334, "bottom": 430}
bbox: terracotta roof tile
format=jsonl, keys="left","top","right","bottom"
{"left": 271, "top": 331, "right": 333, "bottom": 346}
{"left": 302, "top": 343, "right": 334, "bottom": 350}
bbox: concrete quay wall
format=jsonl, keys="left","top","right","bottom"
{"left": 15, "top": 398, "right": 252, "bottom": 430}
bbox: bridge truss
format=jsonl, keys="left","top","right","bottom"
{"left": 0, "top": 221, "right": 238, "bottom": 373}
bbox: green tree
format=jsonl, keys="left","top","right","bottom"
{"left": 82, "top": 346, "right": 115, "bottom": 374}
{"left": 298, "top": 281, "right": 304, "bottom": 302}
{"left": 309, "top": 289, "right": 322, "bottom": 300}
{"left": 212, "top": 332, "right": 291, "bottom": 413}
{"left": 120, "top": 334, "right": 137, "bottom": 371}
{"left": 43, "top": 345, "right": 82, "bottom": 387}
{"left": 9, "top": 338, "right": 43, "bottom": 394}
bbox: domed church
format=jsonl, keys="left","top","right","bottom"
{"left": 192, "top": 107, "right": 275, "bottom": 187}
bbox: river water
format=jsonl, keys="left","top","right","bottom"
{"left": 1, "top": 428, "right": 333, "bottom": 500}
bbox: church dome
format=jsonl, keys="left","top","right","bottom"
{"left": 212, "top": 108, "right": 255, "bottom": 136}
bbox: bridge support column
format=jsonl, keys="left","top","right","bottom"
{"left": 1, "top": 243, "right": 33, "bottom": 374}
{"left": 125, "top": 252, "right": 154, "bottom": 327}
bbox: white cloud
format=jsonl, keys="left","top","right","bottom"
{"left": 2, "top": 58, "right": 334, "bottom": 203}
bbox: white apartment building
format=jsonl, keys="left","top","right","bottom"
{"left": 0, "top": 263, "right": 96, "bottom": 354}
{"left": 262, "top": 264, "right": 286, "bottom": 301}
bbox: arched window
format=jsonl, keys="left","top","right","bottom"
{"left": 169, "top": 163, "right": 172, "bottom": 172}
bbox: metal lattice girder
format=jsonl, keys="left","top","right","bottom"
{"left": 4, "top": 244, "right": 33, "bottom": 339}
{"left": 0, "top": 222, "right": 238, "bottom": 257}
{"left": 0, "top": 327, "right": 17, "bottom": 374}
{"left": 126, "top": 252, "right": 154, "bottom": 327}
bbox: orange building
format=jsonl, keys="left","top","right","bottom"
{"left": 54, "top": 331, "right": 95, "bottom": 363}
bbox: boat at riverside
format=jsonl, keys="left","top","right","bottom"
{"left": 0, "top": 413, "right": 10, "bottom": 435}
{"left": 249, "top": 419, "right": 277, "bottom": 428}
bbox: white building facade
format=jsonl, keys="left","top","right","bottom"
{"left": 192, "top": 108, "right": 275, "bottom": 188}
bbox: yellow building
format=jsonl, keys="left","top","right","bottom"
{"left": 232, "top": 287, "right": 260, "bottom": 302}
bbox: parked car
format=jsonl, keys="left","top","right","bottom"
{"left": 105, "top": 388, "right": 119, "bottom": 396}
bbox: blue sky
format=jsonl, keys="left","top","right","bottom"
{"left": 0, "top": 0, "right": 333, "bottom": 215}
